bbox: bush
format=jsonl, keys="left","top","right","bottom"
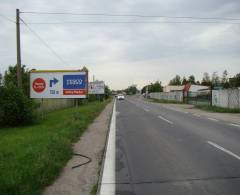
{"left": 0, "top": 84, "right": 35, "bottom": 126}
{"left": 88, "top": 94, "right": 97, "bottom": 102}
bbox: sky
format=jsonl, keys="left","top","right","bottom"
{"left": 0, "top": 0, "right": 240, "bottom": 90}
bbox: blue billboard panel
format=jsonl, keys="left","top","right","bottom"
{"left": 63, "top": 75, "right": 86, "bottom": 89}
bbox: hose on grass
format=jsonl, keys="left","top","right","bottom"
{"left": 72, "top": 153, "right": 92, "bottom": 169}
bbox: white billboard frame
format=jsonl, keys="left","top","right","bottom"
{"left": 30, "top": 70, "right": 88, "bottom": 99}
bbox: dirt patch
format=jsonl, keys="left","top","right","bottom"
{"left": 43, "top": 101, "right": 113, "bottom": 195}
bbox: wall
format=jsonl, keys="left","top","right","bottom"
{"left": 212, "top": 89, "right": 240, "bottom": 108}
{"left": 150, "top": 91, "right": 183, "bottom": 102}
{"left": 35, "top": 98, "right": 75, "bottom": 113}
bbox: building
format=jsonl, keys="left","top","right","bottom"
{"left": 183, "top": 83, "right": 210, "bottom": 97}
{"left": 163, "top": 85, "right": 184, "bottom": 92}
{"left": 163, "top": 84, "right": 210, "bottom": 97}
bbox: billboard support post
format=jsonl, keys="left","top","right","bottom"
{"left": 41, "top": 98, "right": 44, "bottom": 119}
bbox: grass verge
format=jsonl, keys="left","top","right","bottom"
{"left": 149, "top": 98, "right": 183, "bottom": 104}
{"left": 0, "top": 100, "right": 111, "bottom": 195}
{"left": 91, "top": 183, "right": 98, "bottom": 195}
{"left": 195, "top": 105, "right": 240, "bottom": 113}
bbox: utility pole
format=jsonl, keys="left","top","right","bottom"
{"left": 16, "top": 9, "right": 22, "bottom": 88}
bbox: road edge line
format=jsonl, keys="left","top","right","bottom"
{"left": 97, "top": 100, "right": 116, "bottom": 195}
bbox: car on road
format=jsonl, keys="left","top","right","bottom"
{"left": 117, "top": 94, "right": 125, "bottom": 100}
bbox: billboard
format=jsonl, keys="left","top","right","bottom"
{"left": 88, "top": 81, "right": 105, "bottom": 94}
{"left": 30, "top": 70, "right": 87, "bottom": 98}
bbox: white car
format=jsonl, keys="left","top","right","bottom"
{"left": 117, "top": 94, "right": 125, "bottom": 100}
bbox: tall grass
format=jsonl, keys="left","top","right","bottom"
{"left": 0, "top": 100, "right": 110, "bottom": 195}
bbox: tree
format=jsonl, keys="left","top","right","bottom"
{"left": 201, "top": 72, "right": 211, "bottom": 86}
{"left": 188, "top": 75, "right": 196, "bottom": 84}
{"left": 0, "top": 84, "right": 34, "bottom": 126}
{"left": 125, "top": 85, "right": 138, "bottom": 95}
{"left": 104, "top": 85, "right": 111, "bottom": 99}
{"left": 169, "top": 75, "right": 181, "bottom": 85}
{"left": 141, "top": 81, "right": 163, "bottom": 94}
{"left": 149, "top": 81, "right": 163, "bottom": 92}
{"left": 4, "top": 65, "right": 30, "bottom": 97}
{"left": 229, "top": 73, "right": 240, "bottom": 87}
{"left": 0, "top": 73, "right": 2, "bottom": 86}
{"left": 211, "top": 72, "right": 220, "bottom": 87}
{"left": 181, "top": 76, "right": 188, "bottom": 85}
{"left": 221, "top": 70, "right": 229, "bottom": 88}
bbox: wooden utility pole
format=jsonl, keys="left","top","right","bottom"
{"left": 16, "top": 9, "right": 22, "bottom": 88}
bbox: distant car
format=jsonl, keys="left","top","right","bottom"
{"left": 117, "top": 94, "right": 125, "bottom": 100}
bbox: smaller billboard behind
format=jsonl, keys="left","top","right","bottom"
{"left": 30, "top": 70, "right": 87, "bottom": 98}
{"left": 88, "top": 81, "right": 105, "bottom": 94}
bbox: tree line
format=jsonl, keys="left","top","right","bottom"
{"left": 140, "top": 70, "right": 240, "bottom": 94}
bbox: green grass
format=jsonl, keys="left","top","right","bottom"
{"left": 195, "top": 105, "right": 240, "bottom": 113}
{"left": 149, "top": 98, "right": 183, "bottom": 104}
{"left": 91, "top": 183, "right": 98, "bottom": 195}
{"left": 0, "top": 100, "right": 111, "bottom": 195}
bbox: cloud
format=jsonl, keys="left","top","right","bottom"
{"left": 0, "top": 0, "right": 240, "bottom": 89}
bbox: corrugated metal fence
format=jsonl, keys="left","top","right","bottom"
{"left": 212, "top": 89, "right": 240, "bottom": 108}
{"left": 149, "top": 91, "right": 183, "bottom": 102}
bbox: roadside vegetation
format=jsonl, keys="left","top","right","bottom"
{"left": 0, "top": 64, "right": 112, "bottom": 194}
{"left": 195, "top": 105, "right": 240, "bottom": 113}
{"left": 0, "top": 99, "right": 111, "bottom": 195}
{"left": 150, "top": 98, "right": 183, "bottom": 104}
{"left": 0, "top": 65, "right": 35, "bottom": 127}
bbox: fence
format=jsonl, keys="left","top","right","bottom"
{"left": 184, "top": 91, "right": 211, "bottom": 106}
{"left": 149, "top": 91, "right": 183, "bottom": 102}
{"left": 212, "top": 89, "right": 240, "bottom": 108}
{"left": 35, "top": 98, "right": 75, "bottom": 113}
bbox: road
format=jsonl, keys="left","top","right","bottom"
{"left": 113, "top": 96, "right": 240, "bottom": 195}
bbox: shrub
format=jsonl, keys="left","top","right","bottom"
{"left": 0, "top": 84, "right": 35, "bottom": 126}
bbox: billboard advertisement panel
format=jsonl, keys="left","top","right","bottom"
{"left": 88, "top": 81, "right": 105, "bottom": 94}
{"left": 30, "top": 70, "right": 87, "bottom": 98}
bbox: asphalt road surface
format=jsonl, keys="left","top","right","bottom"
{"left": 115, "top": 96, "right": 240, "bottom": 195}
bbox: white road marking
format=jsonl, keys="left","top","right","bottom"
{"left": 158, "top": 115, "right": 173, "bottom": 124}
{"left": 230, "top": 123, "right": 240, "bottom": 128}
{"left": 193, "top": 113, "right": 201, "bottom": 117}
{"left": 168, "top": 107, "right": 188, "bottom": 114}
{"left": 207, "top": 117, "right": 219, "bottom": 122}
{"left": 143, "top": 108, "right": 149, "bottom": 112}
{"left": 99, "top": 101, "right": 116, "bottom": 195}
{"left": 207, "top": 141, "right": 240, "bottom": 161}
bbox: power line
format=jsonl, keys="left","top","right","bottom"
{"left": 0, "top": 14, "right": 15, "bottom": 23}
{"left": 20, "top": 17, "right": 70, "bottom": 66}
{"left": 20, "top": 11, "right": 240, "bottom": 21}
{"left": 24, "top": 21, "right": 240, "bottom": 25}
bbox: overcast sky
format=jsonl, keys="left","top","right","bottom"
{"left": 0, "top": 0, "right": 240, "bottom": 89}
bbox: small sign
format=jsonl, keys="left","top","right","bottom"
{"left": 88, "top": 81, "right": 105, "bottom": 94}
{"left": 32, "top": 78, "right": 46, "bottom": 93}
{"left": 30, "top": 70, "right": 87, "bottom": 99}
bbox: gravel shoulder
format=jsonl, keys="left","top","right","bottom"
{"left": 43, "top": 101, "right": 113, "bottom": 195}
